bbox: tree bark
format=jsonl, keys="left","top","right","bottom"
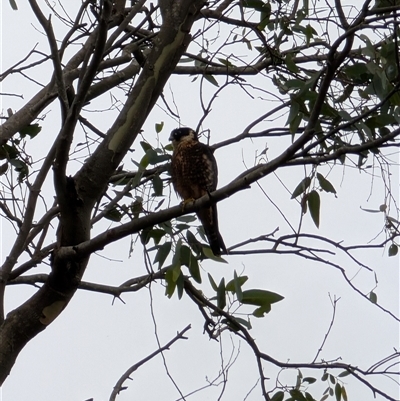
{"left": 0, "top": 0, "right": 205, "bottom": 384}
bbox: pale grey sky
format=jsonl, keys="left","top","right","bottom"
{"left": 1, "top": 1, "right": 399, "bottom": 400}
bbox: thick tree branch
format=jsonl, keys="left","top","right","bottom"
{"left": 55, "top": 123, "right": 400, "bottom": 261}
{"left": 75, "top": 0, "right": 206, "bottom": 208}
{"left": 0, "top": 0, "right": 207, "bottom": 385}
{"left": 8, "top": 266, "right": 169, "bottom": 297}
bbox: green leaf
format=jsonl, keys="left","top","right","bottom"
{"left": 360, "top": 206, "right": 381, "bottom": 213}
{"left": 187, "top": 253, "right": 201, "bottom": 283}
{"left": 365, "top": 114, "right": 397, "bottom": 129}
{"left": 217, "top": 278, "right": 226, "bottom": 310}
{"left": 131, "top": 167, "right": 144, "bottom": 187}
{"left": 317, "top": 173, "right": 336, "bottom": 194}
{"left": 176, "top": 223, "right": 190, "bottom": 232}
{"left": 232, "top": 316, "right": 252, "bottom": 330}
{"left": 165, "top": 263, "right": 183, "bottom": 298}
{"left": 140, "top": 141, "right": 153, "bottom": 152}
{"left": 369, "top": 291, "right": 378, "bottom": 304}
{"left": 290, "top": 389, "right": 306, "bottom": 401}
{"left": 165, "top": 269, "right": 176, "bottom": 298}
{"left": 285, "top": 54, "right": 299, "bottom": 73}
{"left": 217, "top": 57, "right": 234, "bottom": 67}
{"left": 1, "top": 144, "right": 18, "bottom": 159}
{"left": 155, "top": 121, "right": 164, "bottom": 133}
{"left": 146, "top": 149, "right": 170, "bottom": 165}
{"left": 372, "top": 72, "right": 387, "bottom": 101}
{"left": 140, "top": 226, "right": 153, "bottom": 245}
{"left": 296, "top": 9, "right": 306, "bottom": 24}
{"left": 241, "top": 289, "right": 284, "bottom": 306}
{"left": 334, "top": 84, "right": 354, "bottom": 103}
{"left": 329, "top": 374, "right": 336, "bottom": 384}
{"left": 253, "top": 304, "right": 271, "bottom": 317}
{"left": 304, "top": 24, "right": 316, "bottom": 45}
{"left": 19, "top": 123, "right": 41, "bottom": 138}
{"left": 202, "top": 246, "right": 228, "bottom": 263}
{"left": 341, "top": 386, "right": 348, "bottom": 401}
{"left": 296, "top": 370, "right": 303, "bottom": 389}
{"left": 186, "top": 230, "right": 203, "bottom": 255}
{"left": 154, "top": 242, "right": 172, "bottom": 268}
{"left": 243, "top": 0, "right": 270, "bottom": 12}
{"left": 152, "top": 175, "right": 163, "bottom": 196}
{"left": 243, "top": 37, "right": 253, "bottom": 50}
{"left": 176, "top": 270, "right": 185, "bottom": 299}
{"left": 298, "top": 71, "right": 319, "bottom": 97}
{"left": 208, "top": 273, "right": 218, "bottom": 291}
{"left": 0, "top": 162, "right": 8, "bottom": 175}
{"left": 343, "top": 63, "right": 372, "bottom": 84}
{"left": 180, "top": 246, "right": 201, "bottom": 283}
{"left": 302, "top": 377, "right": 317, "bottom": 384}
{"left": 379, "top": 126, "right": 391, "bottom": 137}
{"left": 177, "top": 215, "right": 197, "bottom": 223}
{"left": 0, "top": 147, "right": 7, "bottom": 160}
{"left": 305, "top": 392, "right": 316, "bottom": 401}
{"left": 130, "top": 198, "right": 143, "bottom": 218}
{"left": 258, "top": 2, "right": 271, "bottom": 30}
{"left": 104, "top": 207, "right": 122, "bottom": 222}
{"left": 139, "top": 154, "right": 149, "bottom": 169}
{"left": 344, "top": 62, "right": 368, "bottom": 77}
{"left": 307, "top": 190, "right": 320, "bottom": 228}
{"left": 335, "top": 383, "right": 342, "bottom": 401}
{"left": 9, "top": 158, "right": 23, "bottom": 168}
{"left": 148, "top": 229, "right": 166, "bottom": 245}
{"left": 291, "top": 177, "right": 311, "bottom": 199}
{"left": 337, "top": 110, "right": 353, "bottom": 122}
{"left": 286, "top": 79, "right": 305, "bottom": 90}
{"left": 290, "top": 112, "right": 303, "bottom": 135}
{"left": 172, "top": 239, "right": 182, "bottom": 268}
{"left": 387, "top": 215, "right": 399, "bottom": 224}
{"left": 360, "top": 35, "right": 377, "bottom": 58}
{"left": 225, "top": 274, "right": 248, "bottom": 292}
{"left": 271, "top": 391, "right": 284, "bottom": 401}
{"left": 204, "top": 74, "right": 219, "bottom": 87}
{"left": 388, "top": 243, "right": 398, "bottom": 256}
{"left": 338, "top": 370, "right": 351, "bottom": 378}
{"left": 9, "top": 0, "right": 18, "bottom": 10}
{"left": 286, "top": 101, "right": 300, "bottom": 126}
{"left": 171, "top": 262, "right": 182, "bottom": 282}
{"left": 234, "top": 271, "right": 243, "bottom": 302}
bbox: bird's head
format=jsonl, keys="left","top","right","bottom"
{"left": 169, "top": 127, "right": 198, "bottom": 145}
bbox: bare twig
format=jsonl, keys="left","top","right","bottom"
{"left": 313, "top": 294, "right": 340, "bottom": 363}
{"left": 109, "top": 325, "right": 191, "bottom": 401}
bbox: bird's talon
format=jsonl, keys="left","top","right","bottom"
{"left": 181, "top": 198, "right": 195, "bottom": 211}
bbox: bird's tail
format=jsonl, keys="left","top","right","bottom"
{"left": 197, "top": 205, "right": 227, "bottom": 256}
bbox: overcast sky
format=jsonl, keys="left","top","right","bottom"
{"left": 1, "top": 1, "right": 399, "bottom": 401}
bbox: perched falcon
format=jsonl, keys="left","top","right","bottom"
{"left": 169, "top": 127, "right": 227, "bottom": 256}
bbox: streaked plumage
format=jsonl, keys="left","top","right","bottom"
{"left": 169, "top": 127, "right": 227, "bottom": 256}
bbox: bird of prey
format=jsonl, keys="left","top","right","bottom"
{"left": 169, "top": 127, "right": 227, "bottom": 256}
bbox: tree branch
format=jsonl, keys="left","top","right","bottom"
{"left": 109, "top": 325, "right": 191, "bottom": 401}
